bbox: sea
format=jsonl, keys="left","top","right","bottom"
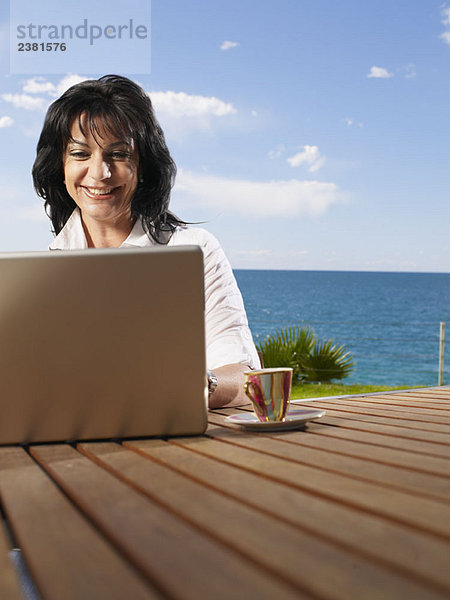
{"left": 234, "top": 270, "right": 450, "bottom": 387}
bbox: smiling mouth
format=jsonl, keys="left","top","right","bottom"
{"left": 82, "top": 186, "right": 119, "bottom": 197}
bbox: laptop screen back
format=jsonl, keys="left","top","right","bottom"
{"left": 0, "top": 246, "right": 207, "bottom": 444}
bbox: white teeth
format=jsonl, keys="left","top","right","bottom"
{"left": 85, "top": 187, "right": 114, "bottom": 195}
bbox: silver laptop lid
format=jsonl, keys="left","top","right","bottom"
{"left": 0, "top": 246, "right": 207, "bottom": 444}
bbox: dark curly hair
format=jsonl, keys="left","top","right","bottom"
{"left": 32, "top": 74, "right": 185, "bottom": 242}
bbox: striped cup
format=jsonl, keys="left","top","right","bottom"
{"left": 243, "top": 368, "right": 293, "bottom": 422}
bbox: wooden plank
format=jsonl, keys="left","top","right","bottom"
{"left": 128, "top": 437, "right": 450, "bottom": 596}
{"left": 299, "top": 405, "right": 450, "bottom": 435}
{"left": 296, "top": 423, "right": 449, "bottom": 476}
{"left": 0, "top": 447, "right": 158, "bottom": 600}
{"left": 298, "top": 402, "right": 450, "bottom": 429}
{"left": 208, "top": 412, "right": 450, "bottom": 464}
{"left": 212, "top": 421, "right": 450, "bottom": 501}
{"left": 316, "top": 414, "right": 450, "bottom": 447}
{"left": 168, "top": 428, "right": 450, "bottom": 539}
{"left": 336, "top": 397, "right": 450, "bottom": 411}
{"left": 302, "top": 400, "right": 450, "bottom": 424}
{"left": 291, "top": 391, "right": 450, "bottom": 408}
{"left": 0, "top": 519, "right": 23, "bottom": 600}
{"left": 204, "top": 418, "right": 450, "bottom": 502}
{"left": 404, "top": 389, "right": 450, "bottom": 399}
{"left": 210, "top": 408, "right": 450, "bottom": 449}
{"left": 31, "top": 443, "right": 302, "bottom": 600}
{"left": 208, "top": 412, "right": 450, "bottom": 478}
{"left": 322, "top": 399, "right": 450, "bottom": 418}
{"left": 375, "top": 387, "right": 450, "bottom": 397}
{"left": 414, "top": 386, "right": 450, "bottom": 391}
{"left": 330, "top": 392, "right": 450, "bottom": 402}
{"left": 305, "top": 419, "right": 450, "bottom": 458}
{"left": 328, "top": 392, "right": 450, "bottom": 404}
{"left": 85, "top": 440, "right": 450, "bottom": 600}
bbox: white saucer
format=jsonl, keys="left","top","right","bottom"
{"left": 225, "top": 408, "right": 326, "bottom": 431}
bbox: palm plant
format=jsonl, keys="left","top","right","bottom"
{"left": 300, "top": 340, "right": 354, "bottom": 382}
{"left": 257, "top": 326, "right": 315, "bottom": 380}
{"left": 257, "top": 326, "right": 354, "bottom": 383}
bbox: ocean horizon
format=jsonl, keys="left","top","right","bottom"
{"left": 235, "top": 267, "right": 450, "bottom": 275}
{"left": 234, "top": 269, "right": 450, "bottom": 387}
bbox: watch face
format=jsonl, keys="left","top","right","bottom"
{"left": 208, "top": 371, "right": 218, "bottom": 396}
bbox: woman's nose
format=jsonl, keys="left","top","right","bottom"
{"left": 89, "top": 155, "right": 111, "bottom": 180}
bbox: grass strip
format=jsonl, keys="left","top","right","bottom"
{"left": 291, "top": 383, "right": 422, "bottom": 400}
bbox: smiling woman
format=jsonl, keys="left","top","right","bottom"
{"left": 32, "top": 75, "right": 179, "bottom": 243}
{"left": 31, "top": 74, "right": 260, "bottom": 408}
{"left": 63, "top": 115, "right": 139, "bottom": 247}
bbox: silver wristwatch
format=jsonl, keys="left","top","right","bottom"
{"left": 207, "top": 370, "right": 218, "bottom": 398}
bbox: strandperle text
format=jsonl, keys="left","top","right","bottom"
{"left": 16, "top": 19, "right": 148, "bottom": 46}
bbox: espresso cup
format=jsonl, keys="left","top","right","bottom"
{"left": 243, "top": 368, "right": 293, "bottom": 422}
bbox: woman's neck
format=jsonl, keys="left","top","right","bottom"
{"left": 80, "top": 214, "right": 136, "bottom": 248}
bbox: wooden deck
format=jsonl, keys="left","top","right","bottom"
{"left": 1, "top": 386, "right": 449, "bottom": 599}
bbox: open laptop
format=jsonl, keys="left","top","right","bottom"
{"left": 0, "top": 246, "right": 208, "bottom": 444}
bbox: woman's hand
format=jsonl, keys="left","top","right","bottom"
{"left": 208, "top": 363, "right": 252, "bottom": 409}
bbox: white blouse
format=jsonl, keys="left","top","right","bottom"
{"left": 50, "top": 209, "right": 261, "bottom": 371}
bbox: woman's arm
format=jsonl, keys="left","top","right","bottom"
{"left": 208, "top": 363, "right": 252, "bottom": 409}
{"left": 170, "top": 228, "right": 260, "bottom": 409}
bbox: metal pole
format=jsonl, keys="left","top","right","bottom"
{"left": 438, "top": 322, "right": 445, "bottom": 386}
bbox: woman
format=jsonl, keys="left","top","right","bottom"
{"left": 32, "top": 74, "right": 260, "bottom": 408}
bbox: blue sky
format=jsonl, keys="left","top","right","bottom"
{"left": 0, "top": 0, "right": 449, "bottom": 272}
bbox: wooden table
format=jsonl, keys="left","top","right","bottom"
{"left": 1, "top": 386, "right": 449, "bottom": 600}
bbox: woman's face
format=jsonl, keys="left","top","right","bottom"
{"left": 63, "top": 114, "right": 139, "bottom": 226}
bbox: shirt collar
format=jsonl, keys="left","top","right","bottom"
{"left": 49, "top": 208, "right": 88, "bottom": 250}
{"left": 121, "top": 217, "right": 155, "bottom": 247}
{"left": 49, "top": 208, "right": 159, "bottom": 250}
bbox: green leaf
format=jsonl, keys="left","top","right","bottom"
{"left": 301, "top": 340, "right": 354, "bottom": 382}
{"left": 257, "top": 326, "right": 354, "bottom": 383}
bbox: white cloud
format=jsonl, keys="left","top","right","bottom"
{"left": 21, "top": 74, "right": 87, "bottom": 98}
{"left": 0, "top": 116, "right": 13, "bottom": 128}
{"left": 287, "top": 145, "right": 325, "bottom": 172}
{"left": 150, "top": 90, "right": 236, "bottom": 118}
{"left": 0, "top": 75, "right": 91, "bottom": 117}
{"left": 220, "top": 40, "right": 239, "bottom": 51}
{"left": 403, "top": 63, "right": 416, "bottom": 79}
{"left": 441, "top": 6, "right": 450, "bottom": 45}
{"left": 441, "top": 6, "right": 450, "bottom": 25}
{"left": 0, "top": 93, "right": 46, "bottom": 111}
{"left": 22, "top": 77, "right": 57, "bottom": 95}
{"left": 5, "top": 77, "right": 235, "bottom": 132}
{"left": 174, "top": 169, "right": 343, "bottom": 218}
{"left": 367, "top": 66, "right": 393, "bottom": 79}
{"left": 344, "top": 117, "right": 363, "bottom": 128}
{"left": 16, "top": 78, "right": 235, "bottom": 122}
{"left": 268, "top": 144, "right": 286, "bottom": 159}
{"left": 54, "top": 74, "right": 88, "bottom": 97}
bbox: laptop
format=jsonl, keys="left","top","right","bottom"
{"left": 0, "top": 246, "right": 208, "bottom": 444}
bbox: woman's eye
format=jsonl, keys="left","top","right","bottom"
{"left": 110, "top": 151, "right": 131, "bottom": 160}
{"left": 68, "top": 151, "right": 89, "bottom": 159}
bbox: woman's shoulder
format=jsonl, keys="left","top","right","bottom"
{"left": 169, "top": 226, "right": 221, "bottom": 251}
{"left": 169, "top": 226, "right": 229, "bottom": 275}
